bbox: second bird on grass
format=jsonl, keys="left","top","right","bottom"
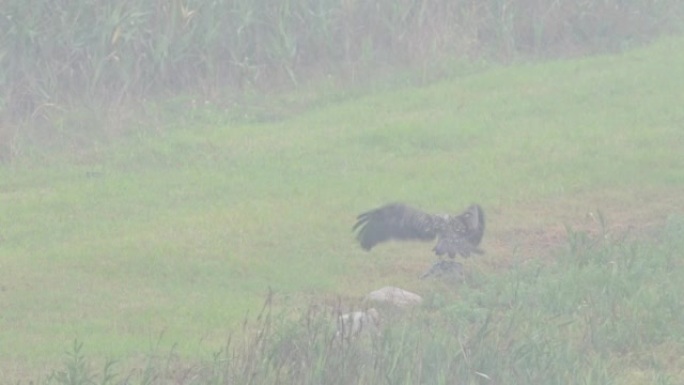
{"left": 353, "top": 203, "right": 486, "bottom": 258}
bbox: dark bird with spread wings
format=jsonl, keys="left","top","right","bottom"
{"left": 353, "top": 203, "right": 485, "bottom": 258}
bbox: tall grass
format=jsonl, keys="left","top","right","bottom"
{"left": 2, "top": 0, "right": 683, "bottom": 159}
{"left": 43, "top": 216, "right": 684, "bottom": 384}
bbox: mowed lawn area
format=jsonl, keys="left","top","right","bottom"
{"left": 1, "top": 37, "right": 683, "bottom": 381}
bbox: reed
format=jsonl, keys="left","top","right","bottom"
{"left": 1, "top": 0, "right": 682, "bottom": 158}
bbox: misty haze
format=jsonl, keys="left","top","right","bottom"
{"left": 1, "top": 0, "right": 683, "bottom": 383}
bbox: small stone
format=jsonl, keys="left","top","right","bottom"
{"left": 336, "top": 308, "right": 380, "bottom": 338}
{"left": 420, "top": 260, "right": 464, "bottom": 280}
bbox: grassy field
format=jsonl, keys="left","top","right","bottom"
{"left": 1, "top": 36, "right": 684, "bottom": 382}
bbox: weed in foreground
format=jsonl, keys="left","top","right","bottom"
{"left": 47, "top": 340, "right": 117, "bottom": 385}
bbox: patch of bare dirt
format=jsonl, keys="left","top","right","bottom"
{"left": 486, "top": 187, "right": 684, "bottom": 268}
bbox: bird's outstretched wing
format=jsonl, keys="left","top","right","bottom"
{"left": 353, "top": 203, "right": 441, "bottom": 250}
{"left": 432, "top": 204, "right": 485, "bottom": 258}
{"left": 463, "top": 204, "right": 485, "bottom": 246}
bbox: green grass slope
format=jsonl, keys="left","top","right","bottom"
{"left": 1, "top": 37, "right": 683, "bottom": 381}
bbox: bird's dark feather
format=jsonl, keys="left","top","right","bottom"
{"left": 353, "top": 203, "right": 439, "bottom": 250}
{"left": 353, "top": 203, "right": 485, "bottom": 258}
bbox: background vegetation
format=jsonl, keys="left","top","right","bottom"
{"left": 2, "top": 0, "right": 684, "bottom": 159}
{"left": 1, "top": 0, "right": 683, "bottom": 383}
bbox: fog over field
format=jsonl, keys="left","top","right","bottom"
{"left": 1, "top": 1, "right": 683, "bottom": 383}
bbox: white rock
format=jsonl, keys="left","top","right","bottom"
{"left": 364, "top": 286, "right": 423, "bottom": 308}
